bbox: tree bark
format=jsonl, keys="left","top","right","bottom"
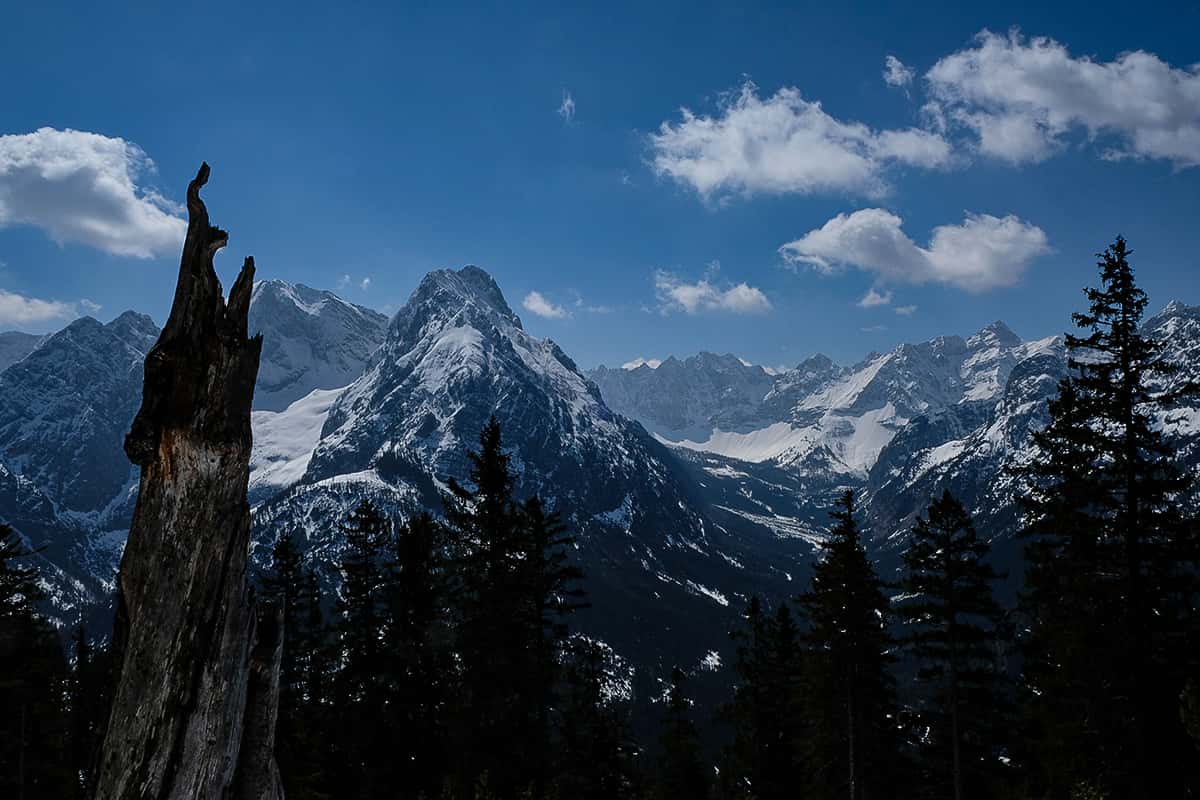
{"left": 93, "top": 163, "right": 282, "bottom": 800}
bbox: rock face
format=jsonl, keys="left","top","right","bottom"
{"left": 249, "top": 279, "right": 388, "bottom": 411}
{"left": 93, "top": 164, "right": 282, "bottom": 800}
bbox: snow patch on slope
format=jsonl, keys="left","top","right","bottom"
{"left": 250, "top": 387, "right": 344, "bottom": 496}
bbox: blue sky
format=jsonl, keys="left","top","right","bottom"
{"left": 1, "top": 1, "right": 1198, "bottom": 370}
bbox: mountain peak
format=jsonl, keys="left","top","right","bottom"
{"left": 424, "top": 265, "right": 515, "bottom": 317}
{"left": 392, "top": 266, "right": 522, "bottom": 345}
{"left": 968, "top": 320, "right": 1021, "bottom": 349}
{"left": 248, "top": 279, "right": 389, "bottom": 411}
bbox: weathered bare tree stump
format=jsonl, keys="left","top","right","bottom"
{"left": 93, "top": 163, "right": 283, "bottom": 800}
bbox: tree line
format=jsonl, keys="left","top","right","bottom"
{"left": 1, "top": 237, "right": 1198, "bottom": 799}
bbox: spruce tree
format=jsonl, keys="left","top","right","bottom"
{"left": 1018, "top": 237, "right": 1200, "bottom": 797}
{"left": 66, "top": 626, "right": 113, "bottom": 798}
{"left": 555, "top": 637, "right": 640, "bottom": 800}
{"left": 262, "top": 532, "right": 333, "bottom": 799}
{"left": 263, "top": 533, "right": 306, "bottom": 722}
{"left": 444, "top": 417, "right": 537, "bottom": 797}
{"left": 899, "top": 490, "right": 1009, "bottom": 800}
{"left": 331, "top": 499, "right": 391, "bottom": 797}
{"left": 519, "top": 493, "right": 588, "bottom": 794}
{"left": 0, "top": 524, "right": 73, "bottom": 799}
{"left": 720, "top": 597, "right": 804, "bottom": 800}
{"left": 383, "top": 511, "right": 455, "bottom": 798}
{"left": 654, "top": 665, "right": 710, "bottom": 800}
{"left": 797, "top": 490, "right": 903, "bottom": 800}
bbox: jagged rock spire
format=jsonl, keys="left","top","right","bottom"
{"left": 94, "top": 164, "right": 283, "bottom": 800}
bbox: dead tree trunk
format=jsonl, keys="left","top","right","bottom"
{"left": 93, "top": 163, "right": 283, "bottom": 800}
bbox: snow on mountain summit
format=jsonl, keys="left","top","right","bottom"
{"left": 592, "top": 320, "right": 1062, "bottom": 478}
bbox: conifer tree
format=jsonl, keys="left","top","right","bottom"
{"left": 0, "top": 524, "right": 73, "bottom": 799}
{"left": 383, "top": 511, "right": 455, "bottom": 798}
{"left": 655, "top": 665, "right": 710, "bottom": 800}
{"left": 263, "top": 533, "right": 306, "bottom": 722}
{"left": 66, "top": 626, "right": 112, "bottom": 798}
{"left": 798, "top": 490, "right": 903, "bottom": 800}
{"left": 720, "top": 597, "right": 804, "bottom": 800}
{"left": 899, "top": 490, "right": 1009, "bottom": 800}
{"left": 331, "top": 499, "right": 391, "bottom": 797}
{"left": 262, "top": 532, "right": 333, "bottom": 800}
{"left": 444, "top": 417, "right": 539, "bottom": 797}
{"left": 519, "top": 493, "right": 588, "bottom": 793}
{"left": 1018, "top": 237, "right": 1200, "bottom": 797}
{"left": 555, "top": 637, "right": 640, "bottom": 800}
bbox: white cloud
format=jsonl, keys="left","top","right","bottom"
{"left": 337, "top": 274, "right": 351, "bottom": 289}
{"left": 926, "top": 30, "right": 1200, "bottom": 167}
{"left": 857, "top": 288, "right": 893, "bottom": 308}
{"left": 779, "top": 208, "right": 1049, "bottom": 292}
{"left": 861, "top": 324, "right": 888, "bottom": 333}
{"left": 895, "top": 304, "right": 918, "bottom": 315}
{"left": 522, "top": 290, "right": 571, "bottom": 319}
{"left": 360, "top": 277, "right": 371, "bottom": 290}
{"left": 650, "top": 81, "right": 952, "bottom": 199}
{"left": 558, "top": 90, "right": 576, "bottom": 123}
{"left": 883, "top": 55, "right": 915, "bottom": 89}
{"left": 654, "top": 270, "right": 772, "bottom": 314}
{"left": 0, "top": 288, "right": 79, "bottom": 327}
{"left": 622, "top": 357, "right": 662, "bottom": 370}
{"left": 0, "top": 128, "right": 185, "bottom": 257}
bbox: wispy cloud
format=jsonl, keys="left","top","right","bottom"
{"left": 557, "top": 90, "right": 576, "bottom": 123}
{"left": 654, "top": 269, "right": 772, "bottom": 315}
{"left": 0, "top": 288, "right": 82, "bottom": 327}
{"left": 857, "top": 288, "right": 893, "bottom": 308}
{"left": 650, "top": 80, "right": 952, "bottom": 200}
{"left": 895, "top": 304, "right": 918, "bottom": 316}
{"left": 926, "top": 29, "right": 1200, "bottom": 167}
{"left": 780, "top": 208, "right": 1049, "bottom": 293}
{"left": 883, "top": 55, "right": 915, "bottom": 90}
{"left": 523, "top": 290, "right": 571, "bottom": 319}
{"left": 0, "top": 128, "right": 185, "bottom": 257}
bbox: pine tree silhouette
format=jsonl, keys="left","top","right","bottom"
{"left": 900, "top": 490, "right": 1010, "bottom": 800}
{"left": 1018, "top": 236, "right": 1200, "bottom": 797}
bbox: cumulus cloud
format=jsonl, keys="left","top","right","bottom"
{"left": 558, "top": 90, "right": 576, "bottom": 123}
{"left": 622, "top": 357, "right": 662, "bottom": 370}
{"left": 779, "top": 208, "right": 1049, "bottom": 292}
{"left": 857, "top": 288, "right": 893, "bottom": 308}
{"left": 883, "top": 55, "right": 915, "bottom": 89}
{"left": 650, "top": 81, "right": 952, "bottom": 199}
{"left": 0, "top": 288, "right": 80, "bottom": 327}
{"left": 522, "top": 290, "right": 571, "bottom": 319}
{"left": 926, "top": 30, "right": 1200, "bottom": 166}
{"left": 360, "top": 277, "right": 372, "bottom": 290}
{"left": 0, "top": 128, "right": 185, "bottom": 257}
{"left": 654, "top": 270, "right": 772, "bottom": 314}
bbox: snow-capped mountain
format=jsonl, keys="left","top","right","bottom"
{"left": 249, "top": 279, "right": 389, "bottom": 411}
{"left": 0, "top": 312, "right": 160, "bottom": 626}
{"left": 0, "top": 280, "right": 394, "bottom": 626}
{"left": 2, "top": 264, "right": 1196, "bottom": 698}
{"left": 591, "top": 306, "right": 1200, "bottom": 566}
{"left": 590, "top": 321, "right": 1059, "bottom": 479}
{"left": 252, "top": 267, "right": 810, "bottom": 685}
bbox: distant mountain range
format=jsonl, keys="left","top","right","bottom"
{"left": 2, "top": 268, "right": 1197, "bottom": 695}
